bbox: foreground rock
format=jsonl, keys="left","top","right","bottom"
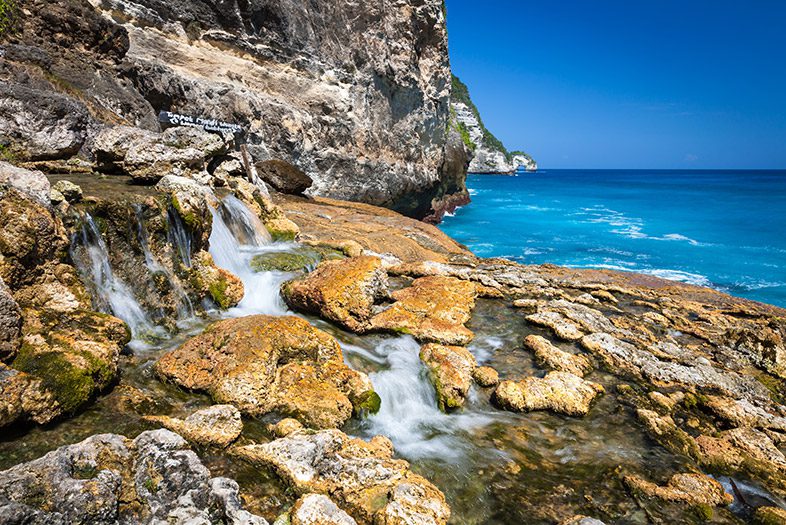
{"left": 234, "top": 428, "right": 450, "bottom": 525}
{"left": 622, "top": 472, "right": 732, "bottom": 508}
{"left": 144, "top": 405, "right": 243, "bottom": 448}
{"left": 156, "top": 315, "right": 377, "bottom": 429}
{"left": 281, "top": 256, "right": 388, "bottom": 332}
{"left": 524, "top": 334, "right": 593, "bottom": 377}
{"left": 420, "top": 343, "right": 477, "bottom": 410}
{"left": 0, "top": 429, "right": 267, "bottom": 524}
{"left": 290, "top": 494, "right": 358, "bottom": 525}
{"left": 370, "top": 275, "right": 477, "bottom": 345}
{"left": 0, "top": 181, "right": 130, "bottom": 428}
{"left": 494, "top": 372, "right": 604, "bottom": 417}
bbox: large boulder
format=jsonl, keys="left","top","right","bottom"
{"left": 0, "top": 429, "right": 268, "bottom": 524}
{"left": 0, "top": 161, "right": 51, "bottom": 205}
{"left": 257, "top": 159, "right": 313, "bottom": 195}
{"left": 370, "top": 275, "right": 477, "bottom": 345}
{"left": 281, "top": 256, "right": 389, "bottom": 332}
{"left": 93, "top": 125, "right": 227, "bottom": 183}
{"left": 419, "top": 343, "right": 477, "bottom": 411}
{"left": 493, "top": 371, "right": 604, "bottom": 417}
{"left": 155, "top": 315, "right": 378, "bottom": 429}
{"left": 234, "top": 427, "right": 450, "bottom": 525}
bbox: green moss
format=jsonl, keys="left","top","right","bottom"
{"left": 692, "top": 503, "right": 713, "bottom": 521}
{"left": 266, "top": 225, "right": 297, "bottom": 242}
{"left": 171, "top": 194, "right": 201, "bottom": 231}
{"left": 250, "top": 251, "right": 320, "bottom": 273}
{"left": 12, "top": 346, "right": 109, "bottom": 415}
{"left": 144, "top": 477, "right": 159, "bottom": 494}
{"left": 0, "top": 143, "right": 18, "bottom": 163}
{"left": 353, "top": 390, "right": 382, "bottom": 417}
{"left": 0, "top": 0, "right": 19, "bottom": 37}
{"left": 208, "top": 278, "right": 231, "bottom": 309}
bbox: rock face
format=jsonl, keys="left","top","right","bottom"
{"left": 370, "top": 275, "right": 477, "bottom": 345}
{"left": 419, "top": 343, "right": 477, "bottom": 410}
{"left": 2, "top": 0, "right": 468, "bottom": 220}
{"left": 0, "top": 429, "right": 268, "bottom": 524}
{"left": 155, "top": 315, "right": 377, "bottom": 429}
{"left": 235, "top": 428, "right": 450, "bottom": 525}
{"left": 281, "top": 256, "right": 389, "bottom": 332}
{"left": 493, "top": 372, "right": 604, "bottom": 417}
{"left": 450, "top": 75, "right": 536, "bottom": 174}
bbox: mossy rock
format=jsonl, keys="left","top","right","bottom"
{"left": 353, "top": 390, "right": 382, "bottom": 417}
{"left": 12, "top": 345, "right": 114, "bottom": 415}
{"left": 250, "top": 250, "right": 320, "bottom": 273}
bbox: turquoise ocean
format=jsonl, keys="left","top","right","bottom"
{"left": 440, "top": 170, "right": 786, "bottom": 307}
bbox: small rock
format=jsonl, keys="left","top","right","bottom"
{"left": 291, "top": 494, "right": 358, "bottom": 525}
{"left": 420, "top": 343, "right": 477, "bottom": 410}
{"left": 257, "top": 159, "right": 313, "bottom": 195}
{"left": 524, "top": 334, "right": 593, "bottom": 377}
{"left": 526, "top": 311, "right": 584, "bottom": 341}
{"left": 189, "top": 251, "right": 244, "bottom": 309}
{"left": 622, "top": 472, "right": 733, "bottom": 507}
{"left": 270, "top": 418, "right": 304, "bottom": 437}
{"left": 512, "top": 298, "right": 539, "bottom": 311}
{"left": 493, "top": 371, "right": 604, "bottom": 417}
{"left": 52, "top": 179, "right": 83, "bottom": 203}
{"left": 472, "top": 366, "right": 499, "bottom": 387}
{"left": 144, "top": 405, "right": 243, "bottom": 448}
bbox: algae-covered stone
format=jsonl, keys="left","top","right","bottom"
{"left": 234, "top": 428, "right": 450, "bottom": 525}
{"left": 251, "top": 249, "right": 321, "bottom": 273}
{"left": 370, "top": 275, "right": 477, "bottom": 345}
{"left": 155, "top": 315, "right": 376, "bottom": 429}
{"left": 493, "top": 371, "right": 604, "bottom": 417}
{"left": 189, "top": 251, "right": 244, "bottom": 309}
{"left": 635, "top": 409, "right": 700, "bottom": 459}
{"left": 524, "top": 334, "right": 593, "bottom": 377}
{"left": 419, "top": 343, "right": 477, "bottom": 411}
{"left": 281, "top": 256, "right": 389, "bottom": 332}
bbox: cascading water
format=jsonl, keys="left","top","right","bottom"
{"left": 208, "top": 196, "right": 289, "bottom": 316}
{"left": 167, "top": 206, "right": 192, "bottom": 268}
{"left": 70, "top": 213, "right": 161, "bottom": 342}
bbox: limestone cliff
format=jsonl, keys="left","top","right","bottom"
{"left": 450, "top": 74, "right": 537, "bottom": 174}
{"left": 0, "top": 0, "right": 468, "bottom": 220}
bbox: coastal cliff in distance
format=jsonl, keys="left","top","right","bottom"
{"left": 450, "top": 74, "right": 537, "bottom": 174}
{"left": 0, "top": 0, "right": 468, "bottom": 220}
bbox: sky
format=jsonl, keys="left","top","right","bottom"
{"left": 445, "top": 0, "right": 786, "bottom": 169}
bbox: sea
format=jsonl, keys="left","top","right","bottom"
{"left": 440, "top": 170, "right": 786, "bottom": 308}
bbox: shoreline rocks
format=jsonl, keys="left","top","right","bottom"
{"left": 420, "top": 343, "right": 477, "bottom": 410}
{"left": 524, "top": 334, "right": 593, "bottom": 377}
{"left": 494, "top": 371, "right": 604, "bottom": 417}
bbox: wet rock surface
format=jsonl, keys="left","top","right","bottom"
{"left": 370, "top": 275, "right": 477, "bottom": 345}
{"left": 525, "top": 334, "right": 593, "bottom": 377}
{"left": 420, "top": 343, "right": 477, "bottom": 410}
{"left": 281, "top": 256, "right": 389, "bottom": 332}
{"left": 234, "top": 428, "right": 450, "bottom": 525}
{"left": 144, "top": 404, "right": 243, "bottom": 448}
{"left": 494, "top": 371, "right": 605, "bottom": 417}
{"left": 0, "top": 429, "right": 268, "bottom": 524}
{"left": 155, "top": 315, "right": 376, "bottom": 429}
{"left": 622, "top": 472, "right": 733, "bottom": 508}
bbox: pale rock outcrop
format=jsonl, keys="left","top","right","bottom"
{"left": 524, "top": 334, "right": 593, "bottom": 377}
{"left": 234, "top": 428, "right": 450, "bottom": 525}
{"left": 144, "top": 404, "right": 243, "bottom": 448}
{"left": 290, "top": 494, "right": 358, "bottom": 525}
{"left": 370, "top": 275, "right": 477, "bottom": 345}
{"left": 0, "top": 429, "right": 268, "bottom": 524}
{"left": 419, "top": 343, "right": 477, "bottom": 410}
{"left": 281, "top": 256, "right": 389, "bottom": 332}
{"left": 0, "top": 161, "right": 51, "bottom": 206}
{"left": 155, "top": 315, "right": 378, "bottom": 429}
{"left": 494, "top": 371, "right": 604, "bottom": 417}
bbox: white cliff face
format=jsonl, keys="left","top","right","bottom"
{"left": 451, "top": 101, "right": 537, "bottom": 174}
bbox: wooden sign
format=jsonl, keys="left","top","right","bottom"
{"left": 158, "top": 111, "right": 244, "bottom": 137}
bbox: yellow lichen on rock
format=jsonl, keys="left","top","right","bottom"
{"left": 419, "top": 343, "right": 477, "bottom": 411}
{"left": 188, "top": 250, "right": 244, "bottom": 309}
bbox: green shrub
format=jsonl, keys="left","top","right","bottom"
{"left": 451, "top": 74, "right": 511, "bottom": 159}
{"left": 0, "top": 0, "right": 19, "bottom": 37}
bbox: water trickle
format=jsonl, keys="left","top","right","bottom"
{"left": 70, "top": 213, "right": 159, "bottom": 340}
{"left": 208, "top": 196, "right": 289, "bottom": 316}
{"left": 167, "top": 207, "right": 192, "bottom": 268}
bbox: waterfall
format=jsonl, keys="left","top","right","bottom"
{"left": 133, "top": 206, "right": 195, "bottom": 321}
{"left": 70, "top": 214, "right": 159, "bottom": 341}
{"left": 208, "top": 196, "right": 288, "bottom": 316}
{"left": 167, "top": 207, "right": 192, "bottom": 268}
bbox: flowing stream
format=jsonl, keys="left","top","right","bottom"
{"left": 3, "top": 189, "right": 781, "bottom": 524}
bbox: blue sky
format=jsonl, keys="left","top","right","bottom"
{"left": 445, "top": 0, "right": 786, "bottom": 169}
